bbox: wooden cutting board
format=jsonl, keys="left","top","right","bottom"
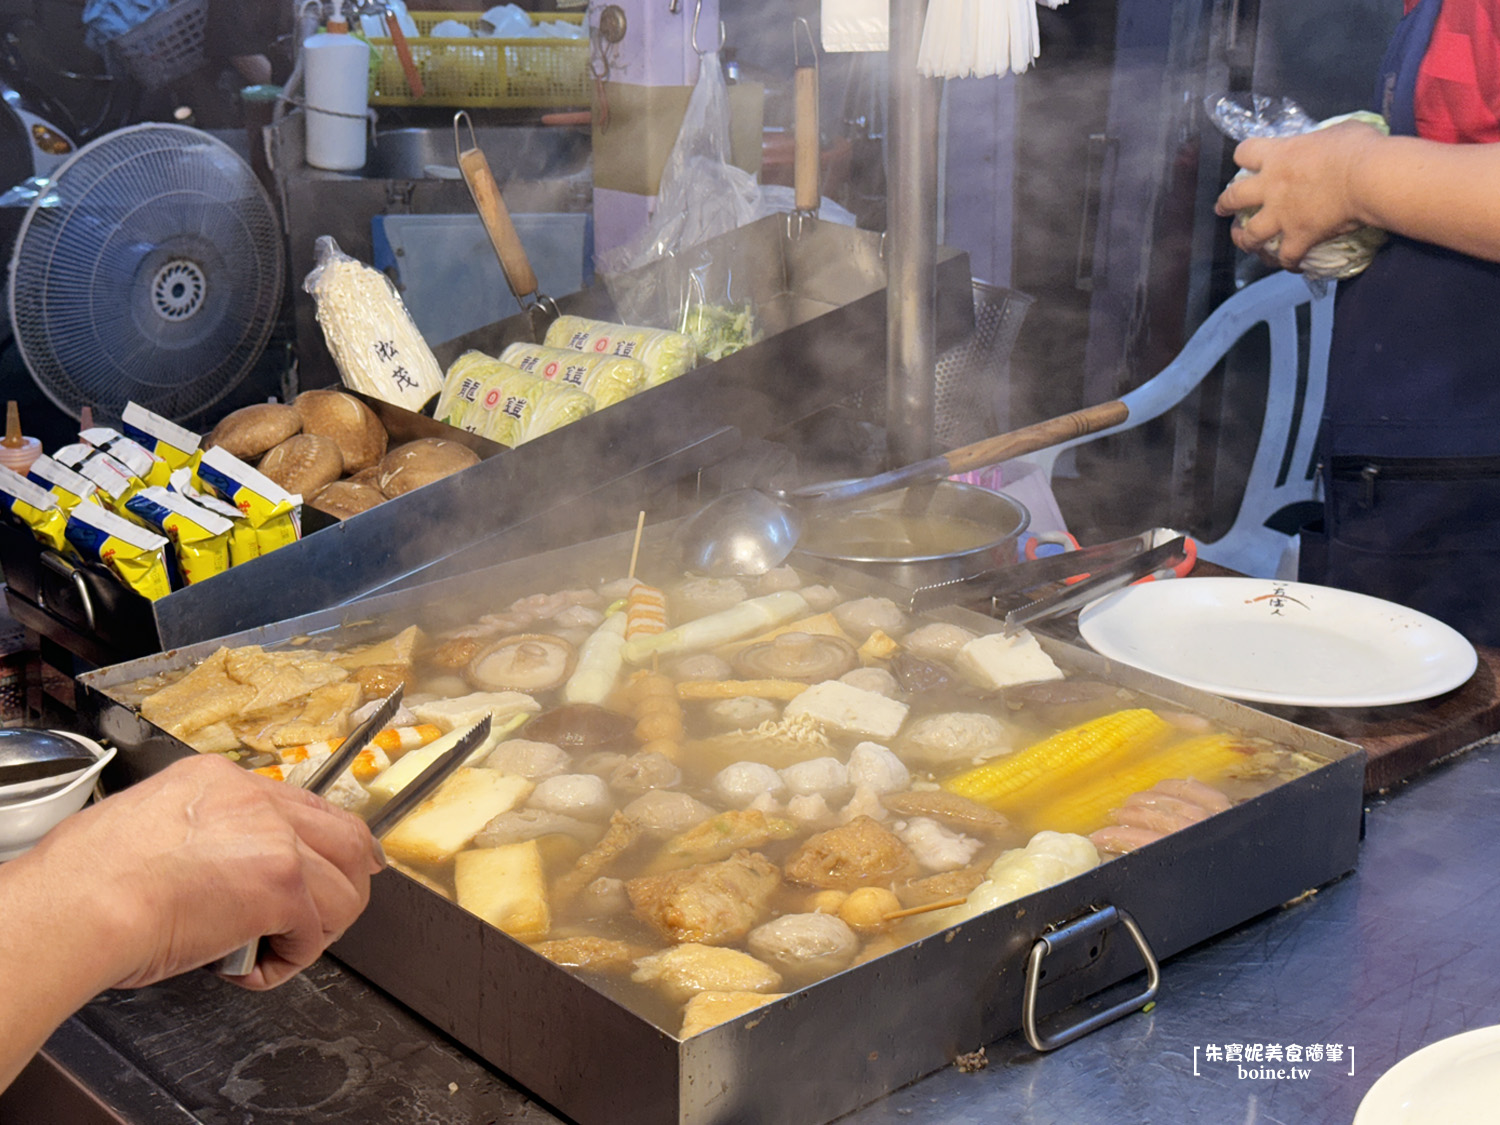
{"left": 1251, "top": 643, "right": 1500, "bottom": 793}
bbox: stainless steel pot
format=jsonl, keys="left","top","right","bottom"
{"left": 791, "top": 479, "right": 1029, "bottom": 589}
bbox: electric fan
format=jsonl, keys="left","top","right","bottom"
{"left": 6, "top": 123, "right": 283, "bottom": 423}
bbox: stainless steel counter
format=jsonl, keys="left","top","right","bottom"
{"left": 10, "top": 738, "right": 1500, "bottom": 1124}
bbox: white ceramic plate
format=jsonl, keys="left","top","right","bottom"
{"left": 1077, "top": 578, "right": 1478, "bottom": 707}
{"left": 1353, "top": 1025, "right": 1500, "bottom": 1124}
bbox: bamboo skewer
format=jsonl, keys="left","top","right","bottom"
{"left": 883, "top": 896, "right": 969, "bottom": 921}
{"left": 627, "top": 510, "right": 646, "bottom": 580}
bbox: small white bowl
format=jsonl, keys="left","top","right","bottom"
{"left": 0, "top": 733, "right": 116, "bottom": 862}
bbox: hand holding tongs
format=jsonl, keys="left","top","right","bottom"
{"left": 213, "top": 685, "right": 404, "bottom": 976}
{"left": 215, "top": 693, "right": 492, "bottom": 978}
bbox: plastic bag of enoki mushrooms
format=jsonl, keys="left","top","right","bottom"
{"left": 1206, "top": 92, "right": 1390, "bottom": 281}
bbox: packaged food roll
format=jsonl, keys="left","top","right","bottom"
{"left": 124, "top": 486, "right": 234, "bottom": 585}
{"left": 121, "top": 403, "right": 202, "bottom": 472}
{"left": 543, "top": 315, "right": 697, "bottom": 388}
{"left": 167, "top": 467, "right": 259, "bottom": 566}
{"left": 0, "top": 465, "right": 72, "bottom": 554}
{"left": 80, "top": 426, "right": 170, "bottom": 487}
{"left": 197, "top": 446, "right": 303, "bottom": 558}
{"left": 64, "top": 502, "right": 174, "bottom": 601}
{"left": 304, "top": 235, "right": 445, "bottom": 412}
{"left": 26, "top": 455, "right": 97, "bottom": 511}
{"left": 498, "top": 342, "right": 645, "bottom": 409}
{"left": 53, "top": 443, "right": 144, "bottom": 516}
{"left": 436, "top": 352, "right": 594, "bottom": 446}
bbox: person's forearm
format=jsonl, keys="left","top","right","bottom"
{"left": 0, "top": 856, "right": 137, "bottom": 1089}
{"left": 1351, "top": 136, "right": 1500, "bottom": 263}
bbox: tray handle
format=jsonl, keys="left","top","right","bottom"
{"left": 38, "top": 550, "right": 97, "bottom": 634}
{"left": 1021, "top": 904, "right": 1159, "bottom": 1052}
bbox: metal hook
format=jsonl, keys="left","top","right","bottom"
{"left": 691, "top": 0, "right": 725, "bottom": 54}
{"left": 453, "top": 109, "right": 477, "bottom": 160}
{"left": 793, "top": 16, "right": 817, "bottom": 73}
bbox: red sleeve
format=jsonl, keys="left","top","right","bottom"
{"left": 1413, "top": 0, "right": 1500, "bottom": 143}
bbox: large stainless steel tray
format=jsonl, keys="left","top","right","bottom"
{"left": 76, "top": 529, "right": 1365, "bottom": 1125}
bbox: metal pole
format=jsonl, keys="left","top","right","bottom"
{"left": 885, "top": 0, "right": 941, "bottom": 466}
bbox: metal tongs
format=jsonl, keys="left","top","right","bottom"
{"left": 909, "top": 529, "right": 1193, "bottom": 634}
{"left": 998, "top": 534, "right": 1191, "bottom": 635}
{"left": 215, "top": 691, "right": 493, "bottom": 977}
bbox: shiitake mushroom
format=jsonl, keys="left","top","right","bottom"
{"left": 522, "top": 703, "right": 637, "bottom": 754}
{"left": 732, "top": 632, "right": 859, "bottom": 682}
{"left": 467, "top": 634, "right": 577, "bottom": 693}
{"left": 890, "top": 652, "right": 957, "bottom": 694}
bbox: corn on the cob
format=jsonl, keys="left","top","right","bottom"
{"left": 1025, "top": 733, "right": 1251, "bottom": 836}
{"left": 942, "top": 708, "right": 1171, "bottom": 808}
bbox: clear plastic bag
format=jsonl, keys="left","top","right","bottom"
{"left": 675, "top": 252, "right": 761, "bottom": 363}
{"left": 1206, "top": 92, "right": 1390, "bottom": 281}
{"left": 599, "top": 50, "right": 765, "bottom": 364}
{"left": 304, "top": 235, "right": 446, "bottom": 413}
{"left": 598, "top": 52, "right": 762, "bottom": 276}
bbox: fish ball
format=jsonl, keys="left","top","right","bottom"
{"left": 705, "top": 696, "right": 781, "bottom": 730}
{"left": 713, "top": 761, "right": 787, "bottom": 808}
{"left": 779, "top": 756, "right": 849, "bottom": 798}
{"left": 833, "top": 596, "right": 908, "bottom": 642}
{"left": 669, "top": 576, "right": 749, "bottom": 620}
{"left": 747, "top": 913, "right": 860, "bottom": 984}
{"left": 846, "top": 742, "right": 910, "bottom": 796}
{"left": 579, "top": 876, "right": 630, "bottom": 917}
{"left": 527, "top": 773, "right": 614, "bottom": 820}
{"left": 798, "top": 585, "right": 842, "bottom": 612}
{"left": 838, "top": 667, "right": 899, "bottom": 697}
{"left": 902, "top": 622, "right": 978, "bottom": 662}
{"left": 805, "top": 889, "right": 849, "bottom": 914}
{"left": 786, "top": 792, "right": 834, "bottom": 827}
{"left": 481, "top": 738, "right": 572, "bottom": 778}
{"left": 838, "top": 886, "right": 902, "bottom": 932}
{"left": 623, "top": 789, "right": 716, "bottom": 838}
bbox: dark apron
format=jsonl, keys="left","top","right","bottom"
{"left": 1300, "top": 0, "right": 1500, "bottom": 645}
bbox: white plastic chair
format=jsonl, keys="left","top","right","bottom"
{"left": 1016, "top": 270, "right": 1336, "bottom": 579}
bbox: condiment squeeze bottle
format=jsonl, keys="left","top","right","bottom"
{"left": 0, "top": 401, "right": 42, "bottom": 474}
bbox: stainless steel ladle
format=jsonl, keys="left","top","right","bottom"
{"left": 0, "top": 729, "right": 98, "bottom": 787}
{"left": 676, "top": 399, "right": 1129, "bottom": 576}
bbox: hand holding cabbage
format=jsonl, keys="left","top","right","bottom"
{"left": 1208, "top": 94, "right": 1390, "bottom": 279}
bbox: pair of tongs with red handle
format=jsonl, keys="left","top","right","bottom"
{"left": 909, "top": 528, "right": 1196, "bottom": 634}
